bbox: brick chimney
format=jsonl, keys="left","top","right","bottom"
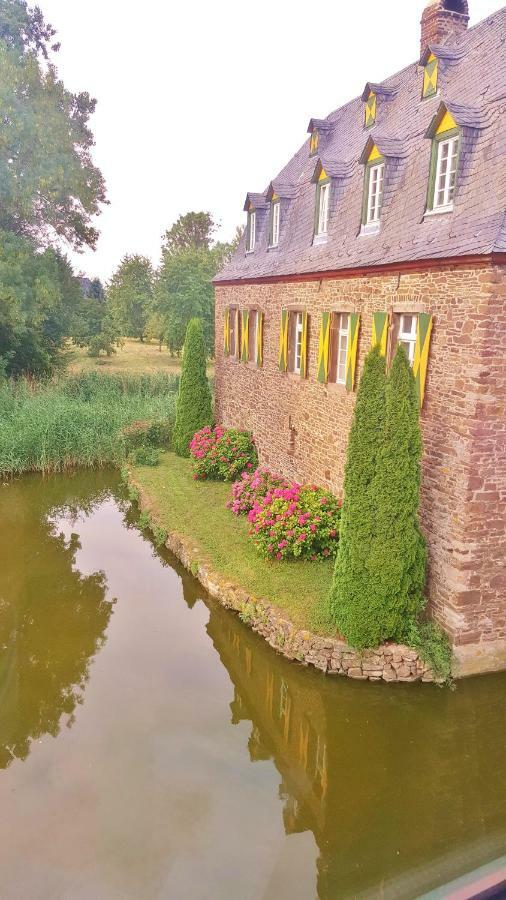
{"left": 420, "top": 0, "right": 470, "bottom": 53}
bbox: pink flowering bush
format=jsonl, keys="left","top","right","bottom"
{"left": 227, "top": 468, "right": 289, "bottom": 516}
{"left": 190, "top": 426, "right": 258, "bottom": 481}
{"left": 248, "top": 482, "right": 342, "bottom": 561}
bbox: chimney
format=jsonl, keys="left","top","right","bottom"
{"left": 420, "top": 0, "right": 470, "bottom": 54}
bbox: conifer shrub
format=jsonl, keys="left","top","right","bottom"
{"left": 248, "top": 482, "right": 341, "bottom": 561}
{"left": 329, "top": 346, "right": 387, "bottom": 645}
{"left": 190, "top": 425, "right": 258, "bottom": 481}
{"left": 173, "top": 318, "right": 212, "bottom": 457}
{"left": 366, "top": 345, "right": 427, "bottom": 642}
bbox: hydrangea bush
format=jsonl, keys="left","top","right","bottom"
{"left": 190, "top": 426, "right": 258, "bottom": 481}
{"left": 247, "top": 482, "right": 341, "bottom": 561}
{"left": 227, "top": 468, "right": 288, "bottom": 516}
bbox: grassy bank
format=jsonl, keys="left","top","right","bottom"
{"left": 65, "top": 338, "right": 215, "bottom": 377}
{"left": 128, "top": 452, "right": 336, "bottom": 634}
{"left": 0, "top": 372, "right": 178, "bottom": 476}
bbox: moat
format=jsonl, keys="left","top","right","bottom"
{"left": 1, "top": 471, "right": 505, "bottom": 899}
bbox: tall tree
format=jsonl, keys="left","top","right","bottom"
{"left": 162, "top": 212, "right": 216, "bottom": 256}
{"left": 154, "top": 247, "right": 216, "bottom": 354}
{"left": 0, "top": 1, "right": 106, "bottom": 249}
{"left": 107, "top": 255, "right": 154, "bottom": 341}
{"left": 329, "top": 346, "right": 387, "bottom": 647}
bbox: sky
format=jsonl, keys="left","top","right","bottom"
{"left": 39, "top": 0, "right": 500, "bottom": 283}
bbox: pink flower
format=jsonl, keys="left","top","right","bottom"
{"left": 298, "top": 533, "right": 307, "bottom": 542}
{"left": 276, "top": 552, "right": 283, "bottom": 560}
{"left": 310, "top": 524, "right": 316, "bottom": 533}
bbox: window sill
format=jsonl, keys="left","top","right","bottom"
{"left": 267, "top": 244, "right": 279, "bottom": 251}
{"left": 360, "top": 222, "right": 381, "bottom": 237}
{"left": 424, "top": 204, "right": 454, "bottom": 218}
{"left": 313, "top": 233, "right": 328, "bottom": 246}
{"left": 325, "top": 380, "right": 347, "bottom": 394}
{"left": 245, "top": 249, "right": 255, "bottom": 255}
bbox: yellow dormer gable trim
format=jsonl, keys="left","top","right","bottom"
{"left": 272, "top": 192, "right": 279, "bottom": 201}
{"left": 248, "top": 201, "right": 254, "bottom": 211}
{"left": 367, "top": 143, "right": 383, "bottom": 163}
{"left": 310, "top": 130, "right": 319, "bottom": 155}
{"left": 436, "top": 109, "right": 458, "bottom": 135}
{"left": 365, "top": 91, "right": 376, "bottom": 128}
{"left": 423, "top": 53, "right": 438, "bottom": 99}
{"left": 318, "top": 167, "right": 328, "bottom": 182}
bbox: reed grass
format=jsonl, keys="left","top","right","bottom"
{"left": 0, "top": 371, "right": 179, "bottom": 476}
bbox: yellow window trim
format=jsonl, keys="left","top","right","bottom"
{"left": 436, "top": 109, "right": 457, "bottom": 134}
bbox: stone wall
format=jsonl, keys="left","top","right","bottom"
{"left": 214, "top": 261, "right": 506, "bottom": 676}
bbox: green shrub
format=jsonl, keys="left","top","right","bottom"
{"left": 129, "top": 446, "right": 161, "bottom": 467}
{"left": 248, "top": 482, "right": 341, "bottom": 561}
{"left": 173, "top": 318, "right": 212, "bottom": 456}
{"left": 407, "top": 620, "right": 453, "bottom": 684}
{"left": 329, "top": 346, "right": 387, "bottom": 645}
{"left": 190, "top": 425, "right": 258, "bottom": 481}
{"left": 123, "top": 418, "right": 173, "bottom": 452}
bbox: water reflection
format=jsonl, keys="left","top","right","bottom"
{"left": 0, "top": 473, "right": 115, "bottom": 769}
{"left": 0, "top": 472, "right": 505, "bottom": 900}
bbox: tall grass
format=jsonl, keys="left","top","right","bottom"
{"left": 0, "top": 371, "right": 179, "bottom": 476}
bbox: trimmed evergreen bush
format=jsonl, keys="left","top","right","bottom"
{"left": 329, "top": 346, "right": 387, "bottom": 645}
{"left": 366, "top": 345, "right": 427, "bottom": 642}
{"left": 173, "top": 318, "right": 213, "bottom": 457}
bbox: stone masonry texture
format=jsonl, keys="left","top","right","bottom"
{"left": 214, "top": 261, "right": 506, "bottom": 675}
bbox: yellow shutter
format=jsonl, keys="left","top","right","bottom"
{"left": 413, "top": 313, "right": 433, "bottom": 407}
{"left": 317, "top": 312, "right": 331, "bottom": 383}
{"left": 241, "top": 310, "right": 249, "bottom": 362}
{"left": 371, "top": 312, "right": 389, "bottom": 357}
{"left": 256, "top": 311, "right": 264, "bottom": 366}
{"left": 278, "top": 309, "right": 288, "bottom": 372}
{"left": 345, "top": 314, "right": 360, "bottom": 391}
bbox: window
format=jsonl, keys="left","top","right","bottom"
{"left": 315, "top": 180, "right": 330, "bottom": 237}
{"left": 397, "top": 314, "right": 417, "bottom": 365}
{"left": 248, "top": 309, "right": 258, "bottom": 361}
{"left": 365, "top": 91, "right": 376, "bottom": 128}
{"left": 269, "top": 200, "right": 280, "bottom": 247}
{"left": 422, "top": 54, "right": 438, "bottom": 99}
{"left": 433, "top": 134, "right": 459, "bottom": 209}
{"left": 366, "top": 162, "right": 384, "bottom": 224}
{"left": 246, "top": 210, "right": 256, "bottom": 252}
{"left": 309, "top": 129, "right": 319, "bottom": 156}
{"left": 293, "top": 312, "right": 304, "bottom": 375}
{"left": 229, "top": 307, "right": 240, "bottom": 358}
{"left": 328, "top": 313, "right": 349, "bottom": 385}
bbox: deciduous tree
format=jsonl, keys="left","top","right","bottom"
{"left": 107, "top": 255, "right": 154, "bottom": 342}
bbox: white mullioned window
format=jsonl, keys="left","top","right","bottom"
{"left": 294, "top": 312, "right": 304, "bottom": 375}
{"left": 336, "top": 313, "right": 349, "bottom": 384}
{"left": 367, "top": 162, "right": 384, "bottom": 224}
{"left": 434, "top": 135, "right": 459, "bottom": 209}
{"left": 316, "top": 182, "right": 330, "bottom": 236}
{"left": 270, "top": 201, "right": 280, "bottom": 247}
{"left": 398, "top": 314, "right": 418, "bottom": 365}
{"left": 246, "top": 210, "right": 256, "bottom": 251}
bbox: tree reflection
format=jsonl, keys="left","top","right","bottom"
{"left": 0, "top": 473, "right": 115, "bottom": 769}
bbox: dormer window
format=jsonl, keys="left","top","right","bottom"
{"left": 426, "top": 106, "right": 460, "bottom": 214}
{"left": 367, "top": 161, "right": 384, "bottom": 223}
{"left": 364, "top": 91, "right": 376, "bottom": 128}
{"left": 422, "top": 53, "right": 439, "bottom": 99}
{"left": 269, "top": 196, "right": 280, "bottom": 248}
{"left": 315, "top": 172, "right": 330, "bottom": 238}
{"left": 246, "top": 208, "right": 256, "bottom": 252}
{"left": 309, "top": 129, "right": 319, "bottom": 156}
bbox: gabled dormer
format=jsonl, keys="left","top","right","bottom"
{"left": 361, "top": 83, "right": 398, "bottom": 129}
{"left": 311, "top": 157, "right": 353, "bottom": 244}
{"left": 265, "top": 181, "right": 297, "bottom": 249}
{"left": 243, "top": 193, "right": 269, "bottom": 253}
{"left": 424, "top": 101, "right": 484, "bottom": 214}
{"left": 307, "top": 118, "right": 333, "bottom": 157}
{"left": 419, "top": 44, "right": 464, "bottom": 100}
{"left": 359, "top": 136, "right": 408, "bottom": 234}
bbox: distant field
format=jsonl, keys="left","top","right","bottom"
{"left": 65, "top": 339, "right": 214, "bottom": 375}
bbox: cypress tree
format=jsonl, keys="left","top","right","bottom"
{"left": 367, "top": 345, "right": 427, "bottom": 642}
{"left": 329, "top": 346, "right": 386, "bottom": 645}
{"left": 173, "top": 318, "right": 213, "bottom": 457}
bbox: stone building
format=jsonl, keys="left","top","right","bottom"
{"left": 213, "top": 0, "right": 506, "bottom": 676}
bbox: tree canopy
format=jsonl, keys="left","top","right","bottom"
{"left": 107, "top": 255, "right": 154, "bottom": 341}
{"left": 162, "top": 212, "right": 216, "bottom": 256}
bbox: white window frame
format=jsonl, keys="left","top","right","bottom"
{"left": 336, "top": 313, "right": 349, "bottom": 385}
{"left": 367, "top": 162, "right": 384, "bottom": 224}
{"left": 398, "top": 314, "right": 418, "bottom": 365}
{"left": 434, "top": 135, "right": 459, "bottom": 211}
{"left": 270, "top": 200, "right": 280, "bottom": 247}
{"left": 294, "top": 312, "right": 304, "bottom": 375}
{"left": 248, "top": 309, "right": 259, "bottom": 362}
{"left": 316, "top": 181, "right": 330, "bottom": 237}
{"left": 246, "top": 210, "right": 256, "bottom": 252}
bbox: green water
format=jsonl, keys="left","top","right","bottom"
{"left": 0, "top": 472, "right": 505, "bottom": 900}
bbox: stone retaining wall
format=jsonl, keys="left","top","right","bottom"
{"left": 130, "top": 474, "right": 441, "bottom": 685}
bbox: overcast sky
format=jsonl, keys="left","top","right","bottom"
{"left": 39, "top": 0, "right": 499, "bottom": 283}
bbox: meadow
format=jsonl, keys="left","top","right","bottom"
{"left": 65, "top": 338, "right": 215, "bottom": 376}
{"left": 0, "top": 371, "right": 179, "bottom": 477}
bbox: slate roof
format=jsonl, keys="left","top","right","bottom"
{"left": 215, "top": 7, "right": 506, "bottom": 283}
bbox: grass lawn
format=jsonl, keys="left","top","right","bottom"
{"left": 64, "top": 338, "right": 215, "bottom": 377}
{"left": 130, "top": 452, "right": 336, "bottom": 635}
